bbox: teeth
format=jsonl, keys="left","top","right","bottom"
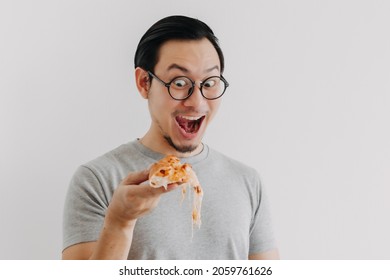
{"left": 180, "top": 115, "right": 203, "bottom": 121}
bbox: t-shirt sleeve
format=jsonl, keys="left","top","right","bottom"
{"left": 249, "top": 174, "right": 278, "bottom": 255}
{"left": 62, "top": 165, "right": 109, "bottom": 251}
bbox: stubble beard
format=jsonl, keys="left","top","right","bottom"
{"left": 163, "top": 135, "right": 199, "bottom": 154}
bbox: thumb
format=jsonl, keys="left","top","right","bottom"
{"left": 121, "top": 169, "right": 150, "bottom": 185}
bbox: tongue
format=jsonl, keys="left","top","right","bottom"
{"left": 176, "top": 117, "right": 198, "bottom": 133}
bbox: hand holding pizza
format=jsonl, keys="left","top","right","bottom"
{"left": 106, "top": 155, "right": 203, "bottom": 232}
{"left": 105, "top": 169, "right": 179, "bottom": 229}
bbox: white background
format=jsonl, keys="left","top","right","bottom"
{"left": 1, "top": 0, "right": 389, "bottom": 259}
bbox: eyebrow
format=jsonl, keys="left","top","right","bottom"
{"left": 167, "top": 64, "right": 189, "bottom": 73}
{"left": 166, "top": 64, "right": 220, "bottom": 74}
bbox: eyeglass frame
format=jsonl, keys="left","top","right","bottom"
{"left": 147, "top": 71, "right": 229, "bottom": 100}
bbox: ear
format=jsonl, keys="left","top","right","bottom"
{"left": 135, "top": 67, "right": 150, "bottom": 99}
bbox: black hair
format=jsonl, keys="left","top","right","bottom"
{"left": 134, "top": 15, "right": 225, "bottom": 73}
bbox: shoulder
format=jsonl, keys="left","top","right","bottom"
{"left": 70, "top": 141, "right": 146, "bottom": 190}
{"left": 81, "top": 140, "right": 147, "bottom": 176}
{"left": 84, "top": 141, "right": 138, "bottom": 170}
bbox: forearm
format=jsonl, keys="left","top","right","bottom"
{"left": 90, "top": 213, "right": 136, "bottom": 260}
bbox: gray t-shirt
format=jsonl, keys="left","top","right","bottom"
{"left": 63, "top": 140, "right": 276, "bottom": 259}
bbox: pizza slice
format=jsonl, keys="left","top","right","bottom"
{"left": 149, "top": 155, "right": 203, "bottom": 229}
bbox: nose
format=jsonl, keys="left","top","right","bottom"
{"left": 182, "top": 85, "right": 204, "bottom": 108}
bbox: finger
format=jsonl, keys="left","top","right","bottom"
{"left": 166, "top": 183, "right": 179, "bottom": 191}
{"left": 147, "top": 182, "right": 180, "bottom": 196}
{"left": 121, "top": 169, "right": 149, "bottom": 185}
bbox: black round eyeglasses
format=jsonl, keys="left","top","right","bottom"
{"left": 148, "top": 71, "right": 229, "bottom": 100}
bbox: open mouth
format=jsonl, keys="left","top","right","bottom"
{"left": 175, "top": 115, "right": 205, "bottom": 134}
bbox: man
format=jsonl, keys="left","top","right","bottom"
{"left": 62, "top": 15, "right": 279, "bottom": 260}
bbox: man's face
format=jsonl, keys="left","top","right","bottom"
{"left": 147, "top": 38, "right": 222, "bottom": 155}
